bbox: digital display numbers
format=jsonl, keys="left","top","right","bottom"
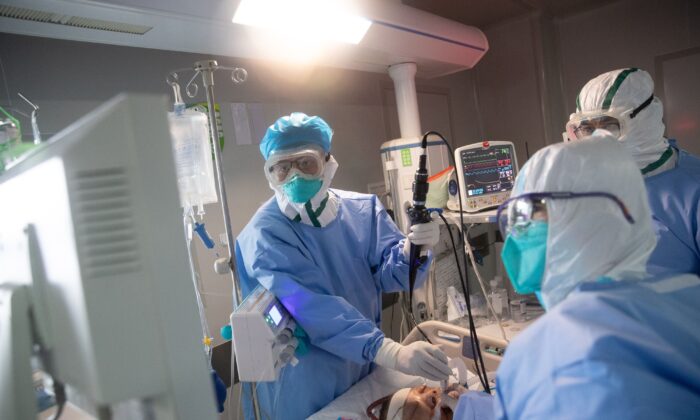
{"left": 461, "top": 146, "right": 514, "bottom": 197}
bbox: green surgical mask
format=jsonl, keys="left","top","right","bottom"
{"left": 281, "top": 175, "right": 322, "bottom": 204}
{"left": 501, "top": 221, "right": 548, "bottom": 295}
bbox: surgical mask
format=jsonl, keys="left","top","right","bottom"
{"left": 501, "top": 221, "right": 548, "bottom": 295}
{"left": 281, "top": 175, "right": 322, "bottom": 204}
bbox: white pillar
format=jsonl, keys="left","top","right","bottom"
{"left": 388, "top": 63, "right": 422, "bottom": 138}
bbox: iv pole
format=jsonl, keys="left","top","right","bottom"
{"left": 166, "top": 60, "right": 262, "bottom": 420}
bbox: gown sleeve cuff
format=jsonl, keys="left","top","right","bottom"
{"left": 453, "top": 392, "right": 495, "bottom": 420}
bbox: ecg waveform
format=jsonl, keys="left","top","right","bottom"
{"left": 465, "top": 164, "right": 513, "bottom": 176}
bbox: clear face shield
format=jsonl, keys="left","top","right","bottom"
{"left": 497, "top": 192, "right": 636, "bottom": 238}
{"left": 565, "top": 94, "right": 654, "bottom": 141}
{"left": 264, "top": 145, "right": 328, "bottom": 186}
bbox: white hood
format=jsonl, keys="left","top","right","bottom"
{"left": 514, "top": 133, "right": 657, "bottom": 308}
{"left": 576, "top": 68, "right": 668, "bottom": 169}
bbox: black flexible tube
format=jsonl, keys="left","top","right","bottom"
{"left": 50, "top": 381, "right": 66, "bottom": 420}
{"left": 424, "top": 130, "right": 491, "bottom": 393}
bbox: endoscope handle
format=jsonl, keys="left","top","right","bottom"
{"left": 406, "top": 204, "right": 430, "bottom": 296}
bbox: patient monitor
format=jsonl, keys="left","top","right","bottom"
{"left": 0, "top": 94, "right": 217, "bottom": 419}
{"left": 230, "top": 286, "right": 299, "bottom": 382}
{"left": 452, "top": 141, "right": 519, "bottom": 213}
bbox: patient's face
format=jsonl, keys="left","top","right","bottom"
{"left": 402, "top": 385, "right": 452, "bottom": 420}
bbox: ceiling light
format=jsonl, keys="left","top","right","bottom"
{"left": 233, "top": 0, "right": 371, "bottom": 45}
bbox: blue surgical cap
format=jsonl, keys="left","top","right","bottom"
{"left": 259, "top": 112, "right": 333, "bottom": 160}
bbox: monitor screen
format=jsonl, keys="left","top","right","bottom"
{"left": 460, "top": 145, "right": 515, "bottom": 197}
{"left": 0, "top": 94, "right": 218, "bottom": 418}
{"left": 267, "top": 305, "right": 283, "bottom": 327}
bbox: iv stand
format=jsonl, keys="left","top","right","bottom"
{"left": 167, "top": 60, "right": 262, "bottom": 420}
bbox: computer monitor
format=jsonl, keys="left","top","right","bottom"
{"left": 453, "top": 141, "right": 519, "bottom": 213}
{"left": 0, "top": 94, "right": 217, "bottom": 419}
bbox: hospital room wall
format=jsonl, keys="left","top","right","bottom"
{"left": 558, "top": 0, "right": 700, "bottom": 106}
{"left": 464, "top": 14, "right": 556, "bottom": 164}
{"left": 0, "top": 32, "right": 479, "bottom": 343}
{"left": 464, "top": 0, "right": 700, "bottom": 164}
{"left": 556, "top": 0, "right": 700, "bottom": 155}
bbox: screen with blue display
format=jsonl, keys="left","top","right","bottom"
{"left": 460, "top": 145, "right": 515, "bottom": 197}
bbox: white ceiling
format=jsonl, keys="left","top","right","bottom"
{"left": 92, "top": 0, "right": 239, "bottom": 23}
{"left": 403, "top": 0, "right": 621, "bottom": 28}
{"left": 0, "top": 0, "right": 488, "bottom": 77}
{"left": 94, "top": 0, "right": 621, "bottom": 30}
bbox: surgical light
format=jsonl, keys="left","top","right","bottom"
{"left": 232, "top": 0, "right": 371, "bottom": 45}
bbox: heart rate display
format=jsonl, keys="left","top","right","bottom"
{"left": 461, "top": 146, "right": 515, "bottom": 197}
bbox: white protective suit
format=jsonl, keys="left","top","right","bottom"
{"left": 514, "top": 132, "right": 657, "bottom": 308}
{"left": 456, "top": 136, "right": 700, "bottom": 420}
{"left": 574, "top": 68, "right": 669, "bottom": 170}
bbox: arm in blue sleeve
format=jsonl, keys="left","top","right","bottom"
{"left": 453, "top": 392, "right": 496, "bottom": 420}
{"left": 237, "top": 239, "right": 384, "bottom": 364}
{"left": 370, "top": 197, "right": 431, "bottom": 293}
{"left": 513, "top": 359, "right": 700, "bottom": 419}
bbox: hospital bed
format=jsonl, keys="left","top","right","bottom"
{"left": 310, "top": 320, "right": 513, "bottom": 420}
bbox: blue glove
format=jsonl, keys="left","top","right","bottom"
{"left": 211, "top": 370, "right": 227, "bottom": 413}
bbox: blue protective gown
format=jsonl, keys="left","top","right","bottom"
{"left": 645, "top": 142, "right": 700, "bottom": 276}
{"left": 454, "top": 274, "right": 700, "bottom": 420}
{"left": 234, "top": 189, "right": 428, "bottom": 419}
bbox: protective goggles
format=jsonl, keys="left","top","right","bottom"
{"left": 264, "top": 146, "right": 327, "bottom": 186}
{"left": 565, "top": 94, "right": 654, "bottom": 141}
{"left": 496, "top": 192, "right": 635, "bottom": 237}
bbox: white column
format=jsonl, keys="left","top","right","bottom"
{"left": 388, "top": 63, "right": 422, "bottom": 138}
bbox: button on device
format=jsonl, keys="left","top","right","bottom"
{"left": 276, "top": 328, "right": 293, "bottom": 345}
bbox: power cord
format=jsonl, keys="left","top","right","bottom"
{"left": 50, "top": 380, "right": 66, "bottom": 420}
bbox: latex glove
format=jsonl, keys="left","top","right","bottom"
{"left": 441, "top": 384, "right": 468, "bottom": 411}
{"left": 402, "top": 212, "right": 440, "bottom": 260}
{"left": 374, "top": 338, "right": 451, "bottom": 381}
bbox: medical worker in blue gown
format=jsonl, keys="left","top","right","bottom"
{"left": 566, "top": 68, "right": 700, "bottom": 276}
{"left": 450, "top": 134, "right": 700, "bottom": 419}
{"left": 235, "top": 113, "right": 451, "bottom": 419}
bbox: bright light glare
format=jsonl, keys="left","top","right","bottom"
{"left": 233, "top": 0, "right": 371, "bottom": 45}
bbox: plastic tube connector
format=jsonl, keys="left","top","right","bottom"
{"left": 214, "top": 257, "right": 231, "bottom": 274}
{"left": 220, "top": 324, "right": 232, "bottom": 341}
{"left": 193, "top": 222, "right": 215, "bottom": 249}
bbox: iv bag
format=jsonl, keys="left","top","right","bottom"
{"left": 168, "top": 110, "right": 218, "bottom": 211}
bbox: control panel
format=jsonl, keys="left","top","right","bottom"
{"left": 230, "top": 286, "right": 298, "bottom": 382}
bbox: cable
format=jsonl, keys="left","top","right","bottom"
{"left": 183, "top": 209, "right": 213, "bottom": 361}
{"left": 428, "top": 131, "right": 488, "bottom": 390}
{"left": 50, "top": 380, "right": 66, "bottom": 420}
{"left": 465, "top": 224, "right": 508, "bottom": 342}
{"left": 444, "top": 217, "right": 508, "bottom": 342}
{"left": 437, "top": 213, "right": 489, "bottom": 389}
{"left": 400, "top": 288, "right": 432, "bottom": 344}
{"left": 424, "top": 130, "right": 491, "bottom": 393}
{"left": 405, "top": 134, "right": 434, "bottom": 344}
